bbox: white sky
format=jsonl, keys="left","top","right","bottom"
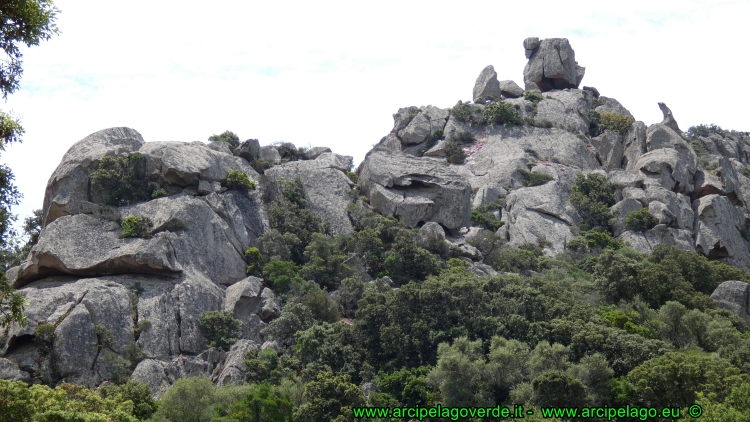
{"left": 3, "top": 0, "right": 749, "bottom": 231}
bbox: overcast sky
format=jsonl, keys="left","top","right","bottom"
{"left": 3, "top": 0, "right": 749, "bottom": 232}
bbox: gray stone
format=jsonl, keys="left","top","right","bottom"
{"left": 468, "top": 262, "right": 498, "bottom": 277}
{"left": 43, "top": 127, "right": 145, "bottom": 226}
{"left": 595, "top": 96, "right": 634, "bottom": 119}
{"left": 535, "top": 89, "right": 593, "bottom": 134}
{"left": 342, "top": 254, "right": 373, "bottom": 282}
{"left": 305, "top": 146, "right": 332, "bottom": 160}
{"left": 611, "top": 198, "right": 643, "bottom": 237}
{"left": 131, "top": 359, "right": 171, "bottom": 397}
{"left": 505, "top": 174, "right": 579, "bottom": 254}
{"left": 473, "top": 66, "right": 503, "bottom": 103}
{"left": 208, "top": 141, "right": 233, "bottom": 155}
{"left": 233, "top": 139, "right": 260, "bottom": 161}
{"left": 260, "top": 288, "right": 281, "bottom": 321}
{"left": 265, "top": 158, "right": 354, "bottom": 235}
{"left": 619, "top": 225, "right": 694, "bottom": 254}
{"left": 0, "top": 357, "right": 31, "bottom": 382}
{"left": 582, "top": 86, "right": 600, "bottom": 97}
{"left": 223, "top": 277, "right": 271, "bottom": 342}
{"left": 423, "top": 139, "right": 449, "bottom": 157}
{"left": 358, "top": 151, "right": 472, "bottom": 230}
{"left": 259, "top": 146, "right": 281, "bottom": 164}
{"left": 634, "top": 147, "right": 696, "bottom": 194}
{"left": 711, "top": 280, "right": 750, "bottom": 326}
{"left": 694, "top": 170, "right": 724, "bottom": 198}
{"left": 216, "top": 340, "right": 259, "bottom": 388}
{"left": 658, "top": 102, "right": 685, "bottom": 138}
{"left": 523, "top": 38, "right": 585, "bottom": 91}
{"left": 392, "top": 107, "right": 420, "bottom": 135}
{"left": 694, "top": 194, "right": 750, "bottom": 269}
{"left": 139, "top": 141, "right": 260, "bottom": 188}
{"left": 315, "top": 152, "right": 353, "bottom": 172}
{"left": 398, "top": 106, "right": 450, "bottom": 145}
{"left": 499, "top": 80, "right": 524, "bottom": 99}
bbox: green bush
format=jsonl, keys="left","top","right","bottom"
{"left": 443, "top": 131, "right": 475, "bottom": 165}
{"left": 252, "top": 158, "right": 273, "bottom": 174}
{"left": 687, "top": 124, "right": 725, "bottom": 138}
{"left": 625, "top": 208, "right": 658, "bottom": 232}
{"left": 525, "top": 171, "right": 554, "bottom": 187}
{"left": 524, "top": 91, "right": 544, "bottom": 103}
{"left": 151, "top": 188, "right": 167, "bottom": 198}
{"left": 450, "top": 103, "right": 482, "bottom": 124}
{"left": 98, "top": 380, "right": 157, "bottom": 420}
{"left": 345, "top": 171, "right": 358, "bottom": 183}
{"left": 570, "top": 173, "right": 615, "bottom": 230}
{"left": 600, "top": 113, "right": 634, "bottom": 137}
{"left": 263, "top": 260, "right": 304, "bottom": 294}
{"left": 120, "top": 216, "right": 153, "bottom": 238}
{"left": 589, "top": 109, "right": 602, "bottom": 137}
{"left": 227, "top": 169, "right": 256, "bottom": 191}
{"left": 196, "top": 310, "right": 241, "bottom": 351}
{"left": 91, "top": 154, "right": 156, "bottom": 206}
{"left": 245, "top": 246, "right": 267, "bottom": 276}
{"left": 471, "top": 201, "right": 504, "bottom": 231}
{"left": 444, "top": 139, "right": 465, "bottom": 164}
{"left": 483, "top": 101, "right": 521, "bottom": 126}
{"left": 208, "top": 130, "right": 240, "bottom": 150}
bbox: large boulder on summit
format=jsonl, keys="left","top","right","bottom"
{"left": 265, "top": 153, "right": 355, "bottom": 235}
{"left": 499, "top": 80, "right": 525, "bottom": 99}
{"left": 43, "top": 128, "right": 145, "bottom": 226}
{"left": 523, "top": 37, "right": 585, "bottom": 92}
{"left": 473, "top": 65, "right": 502, "bottom": 103}
{"left": 358, "top": 151, "right": 472, "bottom": 230}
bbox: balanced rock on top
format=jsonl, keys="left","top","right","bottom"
{"left": 523, "top": 37, "right": 585, "bottom": 92}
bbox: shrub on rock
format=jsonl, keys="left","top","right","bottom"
{"left": 226, "top": 169, "right": 256, "bottom": 191}
{"left": 196, "top": 310, "right": 241, "bottom": 351}
{"left": 208, "top": 130, "right": 240, "bottom": 150}
{"left": 120, "top": 216, "right": 152, "bottom": 238}
{"left": 625, "top": 208, "right": 659, "bottom": 232}
{"left": 91, "top": 153, "right": 156, "bottom": 206}
{"left": 483, "top": 101, "right": 521, "bottom": 126}
{"left": 600, "top": 113, "right": 634, "bottom": 137}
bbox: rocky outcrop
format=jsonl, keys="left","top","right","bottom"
{"left": 397, "top": 106, "right": 450, "bottom": 145}
{"left": 711, "top": 280, "right": 750, "bottom": 326}
{"left": 265, "top": 153, "right": 355, "bottom": 235}
{"left": 358, "top": 151, "right": 472, "bottom": 230}
{"left": 43, "top": 128, "right": 145, "bottom": 226}
{"left": 523, "top": 38, "right": 585, "bottom": 92}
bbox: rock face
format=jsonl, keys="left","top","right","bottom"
{"left": 265, "top": 153, "right": 355, "bottom": 235}
{"left": 523, "top": 37, "right": 585, "bottom": 92}
{"left": 711, "top": 281, "right": 750, "bottom": 325}
{"left": 358, "top": 151, "right": 472, "bottom": 230}
{"left": 2, "top": 126, "right": 360, "bottom": 393}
